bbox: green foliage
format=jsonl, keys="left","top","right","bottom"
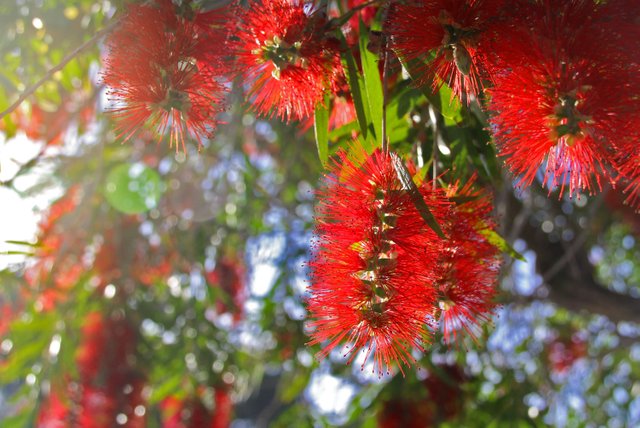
{"left": 104, "top": 163, "right": 164, "bottom": 214}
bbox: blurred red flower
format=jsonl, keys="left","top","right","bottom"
{"left": 229, "top": 0, "right": 342, "bottom": 121}
{"left": 104, "top": 0, "right": 227, "bottom": 151}
{"left": 205, "top": 256, "right": 247, "bottom": 323}
{"left": 161, "top": 389, "right": 232, "bottom": 428}
{"left": 378, "top": 364, "right": 466, "bottom": 427}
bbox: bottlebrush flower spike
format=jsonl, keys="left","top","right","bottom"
{"left": 306, "top": 147, "right": 449, "bottom": 376}
{"left": 434, "top": 180, "right": 501, "bottom": 344}
{"left": 387, "top": 0, "right": 504, "bottom": 103}
{"left": 488, "top": 0, "right": 640, "bottom": 198}
{"left": 103, "top": 0, "right": 227, "bottom": 152}
{"left": 229, "top": 0, "right": 342, "bottom": 121}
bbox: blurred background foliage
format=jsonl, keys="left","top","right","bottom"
{"left": 0, "top": 0, "right": 639, "bottom": 427}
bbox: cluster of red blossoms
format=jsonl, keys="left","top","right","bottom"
{"left": 38, "top": 312, "right": 146, "bottom": 427}
{"left": 388, "top": 0, "right": 640, "bottom": 204}
{"left": 103, "top": 0, "right": 228, "bottom": 152}
{"left": 104, "top": 0, "right": 345, "bottom": 144}
{"left": 306, "top": 148, "right": 501, "bottom": 375}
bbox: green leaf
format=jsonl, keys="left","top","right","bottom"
{"left": 313, "top": 93, "right": 330, "bottom": 167}
{"left": 478, "top": 228, "right": 526, "bottom": 261}
{"left": 359, "top": 21, "right": 384, "bottom": 147}
{"left": 341, "top": 36, "right": 371, "bottom": 147}
{"left": 3, "top": 240, "right": 38, "bottom": 247}
{"left": 439, "top": 82, "right": 463, "bottom": 124}
{"left": 390, "top": 153, "right": 446, "bottom": 239}
{"left": 104, "top": 163, "right": 163, "bottom": 214}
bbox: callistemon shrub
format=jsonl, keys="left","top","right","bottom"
{"left": 228, "top": 0, "right": 342, "bottom": 121}
{"left": 103, "top": 0, "right": 227, "bottom": 151}
{"left": 306, "top": 148, "right": 502, "bottom": 375}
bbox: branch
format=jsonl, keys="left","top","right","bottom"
{"left": 503, "top": 187, "right": 640, "bottom": 325}
{"left": 0, "top": 19, "right": 120, "bottom": 121}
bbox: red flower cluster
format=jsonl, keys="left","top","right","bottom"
{"left": 387, "top": 0, "right": 504, "bottom": 103}
{"left": 38, "top": 311, "right": 146, "bottom": 427}
{"left": 487, "top": 0, "right": 640, "bottom": 199}
{"left": 104, "top": 0, "right": 227, "bottom": 151}
{"left": 205, "top": 255, "right": 247, "bottom": 324}
{"left": 25, "top": 187, "right": 85, "bottom": 311}
{"left": 378, "top": 364, "right": 466, "bottom": 427}
{"left": 306, "top": 148, "right": 501, "bottom": 374}
{"left": 161, "top": 389, "right": 233, "bottom": 428}
{"left": 228, "top": 0, "right": 342, "bottom": 121}
{"left": 547, "top": 333, "right": 587, "bottom": 375}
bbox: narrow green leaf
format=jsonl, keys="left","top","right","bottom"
{"left": 1, "top": 250, "right": 36, "bottom": 256}
{"left": 313, "top": 93, "right": 330, "bottom": 167}
{"left": 479, "top": 228, "right": 526, "bottom": 261}
{"left": 342, "top": 39, "right": 370, "bottom": 142}
{"left": 4, "top": 240, "right": 38, "bottom": 247}
{"left": 359, "top": 20, "right": 384, "bottom": 146}
{"left": 390, "top": 153, "right": 446, "bottom": 239}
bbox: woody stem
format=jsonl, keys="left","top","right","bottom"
{"left": 0, "top": 18, "right": 121, "bottom": 121}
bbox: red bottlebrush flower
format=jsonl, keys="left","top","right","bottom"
{"left": 434, "top": 180, "right": 501, "bottom": 345}
{"left": 25, "top": 188, "right": 85, "bottom": 310}
{"left": 73, "top": 311, "right": 145, "bottom": 427}
{"left": 76, "top": 312, "right": 108, "bottom": 381}
{"left": 488, "top": 0, "right": 640, "bottom": 198}
{"left": 206, "top": 256, "right": 246, "bottom": 323}
{"left": 75, "top": 312, "right": 138, "bottom": 386}
{"left": 615, "top": 153, "right": 640, "bottom": 211}
{"left": 104, "top": 1, "right": 227, "bottom": 151}
{"left": 37, "top": 392, "right": 70, "bottom": 428}
{"left": 378, "top": 364, "right": 466, "bottom": 427}
{"left": 229, "top": 0, "right": 342, "bottom": 121}
{"left": 387, "top": 0, "right": 504, "bottom": 103}
{"left": 547, "top": 333, "right": 587, "bottom": 375}
{"left": 162, "top": 390, "right": 232, "bottom": 428}
{"left": 306, "top": 148, "right": 449, "bottom": 375}
{"left": 76, "top": 386, "right": 117, "bottom": 428}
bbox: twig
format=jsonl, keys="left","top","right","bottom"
{"left": 541, "top": 188, "right": 608, "bottom": 283}
{"left": 0, "top": 19, "right": 120, "bottom": 121}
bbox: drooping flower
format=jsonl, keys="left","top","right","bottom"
{"left": 488, "top": 0, "right": 640, "bottom": 198}
{"left": 434, "top": 180, "right": 501, "bottom": 344}
{"left": 306, "top": 147, "right": 449, "bottom": 375}
{"left": 229, "top": 0, "right": 342, "bottom": 121}
{"left": 104, "top": 0, "right": 227, "bottom": 151}
{"left": 387, "top": 0, "right": 504, "bottom": 103}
